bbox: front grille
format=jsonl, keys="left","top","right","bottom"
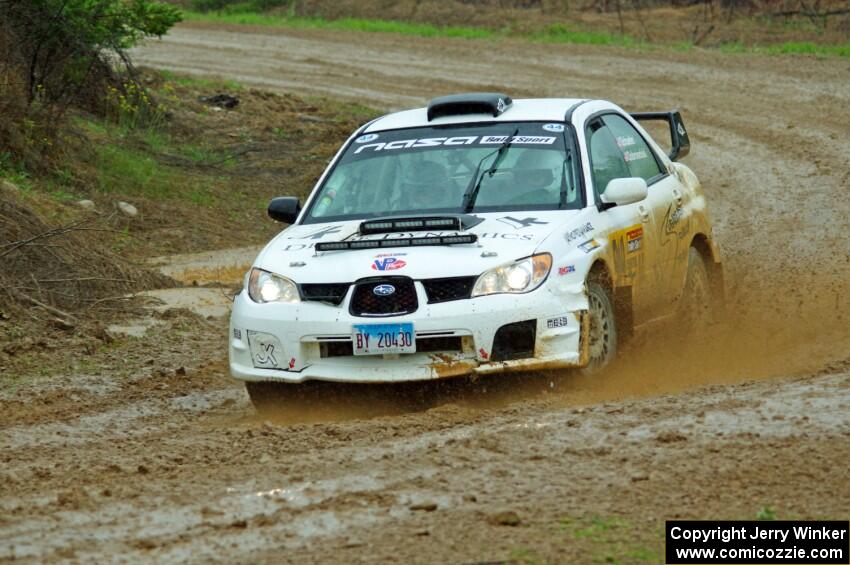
{"left": 350, "top": 277, "right": 418, "bottom": 317}
{"left": 300, "top": 283, "right": 350, "bottom": 305}
{"left": 422, "top": 276, "right": 476, "bottom": 304}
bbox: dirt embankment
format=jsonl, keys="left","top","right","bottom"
{"left": 0, "top": 24, "right": 848, "bottom": 563}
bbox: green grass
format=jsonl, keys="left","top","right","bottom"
{"left": 556, "top": 516, "right": 660, "bottom": 564}
{"left": 185, "top": 8, "right": 642, "bottom": 46}
{"left": 95, "top": 144, "right": 174, "bottom": 199}
{"left": 185, "top": 10, "right": 493, "bottom": 39}
{"left": 0, "top": 152, "right": 33, "bottom": 193}
{"left": 94, "top": 142, "right": 219, "bottom": 206}
{"left": 719, "top": 40, "right": 850, "bottom": 57}
{"left": 756, "top": 506, "right": 778, "bottom": 521}
{"left": 530, "top": 23, "right": 638, "bottom": 47}
{"left": 182, "top": 8, "right": 850, "bottom": 57}
{"left": 68, "top": 113, "right": 229, "bottom": 205}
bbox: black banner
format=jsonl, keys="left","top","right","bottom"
{"left": 666, "top": 521, "right": 849, "bottom": 564}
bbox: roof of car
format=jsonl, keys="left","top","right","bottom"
{"left": 363, "top": 98, "right": 590, "bottom": 133}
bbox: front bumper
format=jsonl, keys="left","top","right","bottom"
{"left": 229, "top": 282, "right": 589, "bottom": 384}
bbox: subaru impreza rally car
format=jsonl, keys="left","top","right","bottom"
{"left": 230, "top": 93, "right": 723, "bottom": 404}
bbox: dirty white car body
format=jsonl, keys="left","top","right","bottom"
{"left": 229, "top": 94, "right": 723, "bottom": 391}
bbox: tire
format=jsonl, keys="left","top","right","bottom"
{"left": 678, "top": 247, "right": 713, "bottom": 333}
{"left": 245, "top": 381, "right": 287, "bottom": 413}
{"left": 581, "top": 279, "right": 618, "bottom": 375}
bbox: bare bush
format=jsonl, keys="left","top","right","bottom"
{"left": 0, "top": 182, "right": 171, "bottom": 316}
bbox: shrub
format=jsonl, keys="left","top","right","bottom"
{"left": 0, "top": 0, "right": 182, "bottom": 164}
{"left": 1, "top": 0, "right": 182, "bottom": 106}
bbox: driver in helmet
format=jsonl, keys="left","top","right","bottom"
{"left": 399, "top": 159, "right": 456, "bottom": 210}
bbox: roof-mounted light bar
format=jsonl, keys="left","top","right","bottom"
{"left": 359, "top": 216, "right": 462, "bottom": 235}
{"left": 316, "top": 234, "right": 478, "bottom": 252}
{"left": 426, "top": 93, "right": 512, "bottom": 121}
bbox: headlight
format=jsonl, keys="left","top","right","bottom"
{"left": 472, "top": 253, "right": 552, "bottom": 297}
{"left": 247, "top": 268, "right": 300, "bottom": 303}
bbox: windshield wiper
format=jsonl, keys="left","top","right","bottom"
{"left": 462, "top": 127, "right": 519, "bottom": 213}
{"left": 559, "top": 152, "right": 571, "bottom": 209}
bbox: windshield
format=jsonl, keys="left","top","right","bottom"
{"left": 302, "top": 122, "right": 582, "bottom": 224}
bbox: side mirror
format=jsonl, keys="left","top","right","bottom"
{"left": 268, "top": 196, "right": 301, "bottom": 223}
{"left": 601, "top": 177, "right": 648, "bottom": 207}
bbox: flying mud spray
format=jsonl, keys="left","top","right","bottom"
{"left": 236, "top": 250, "right": 850, "bottom": 425}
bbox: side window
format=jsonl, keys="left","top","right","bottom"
{"left": 601, "top": 114, "right": 663, "bottom": 182}
{"left": 586, "top": 119, "right": 629, "bottom": 196}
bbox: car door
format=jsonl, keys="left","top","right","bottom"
{"left": 585, "top": 116, "right": 659, "bottom": 325}
{"left": 599, "top": 114, "right": 685, "bottom": 316}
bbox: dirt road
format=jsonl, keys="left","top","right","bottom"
{"left": 2, "top": 23, "right": 849, "bottom": 563}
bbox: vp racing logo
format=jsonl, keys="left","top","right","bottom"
{"left": 372, "top": 257, "right": 406, "bottom": 271}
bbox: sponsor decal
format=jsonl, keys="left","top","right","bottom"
{"left": 543, "top": 123, "right": 565, "bottom": 132}
{"left": 547, "top": 316, "right": 570, "bottom": 329}
{"left": 479, "top": 348, "right": 489, "bottom": 360}
{"left": 372, "top": 257, "right": 406, "bottom": 271}
{"left": 626, "top": 226, "right": 643, "bottom": 253}
{"left": 255, "top": 343, "right": 277, "bottom": 367}
{"left": 292, "top": 226, "right": 343, "bottom": 240}
{"left": 352, "top": 231, "right": 453, "bottom": 241}
{"left": 565, "top": 222, "right": 594, "bottom": 243}
{"left": 558, "top": 265, "right": 575, "bottom": 276}
{"left": 623, "top": 150, "right": 648, "bottom": 163}
{"left": 478, "top": 232, "right": 535, "bottom": 241}
{"left": 677, "top": 122, "right": 686, "bottom": 136}
{"left": 355, "top": 133, "right": 379, "bottom": 143}
{"left": 289, "top": 357, "right": 296, "bottom": 369}
{"left": 373, "top": 284, "right": 396, "bottom": 296}
{"left": 248, "top": 331, "right": 284, "bottom": 369}
{"left": 497, "top": 98, "right": 506, "bottom": 113}
{"left": 611, "top": 224, "right": 645, "bottom": 285}
{"left": 282, "top": 242, "right": 316, "bottom": 252}
{"left": 481, "top": 135, "right": 555, "bottom": 145}
{"left": 350, "top": 230, "right": 536, "bottom": 242}
{"left": 232, "top": 328, "right": 242, "bottom": 340}
{"left": 660, "top": 204, "right": 689, "bottom": 243}
{"left": 579, "top": 239, "right": 601, "bottom": 253}
{"left": 616, "top": 136, "right": 636, "bottom": 148}
{"left": 353, "top": 135, "right": 556, "bottom": 154}
{"left": 665, "top": 205, "right": 684, "bottom": 233}
{"left": 497, "top": 216, "right": 548, "bottom": 229}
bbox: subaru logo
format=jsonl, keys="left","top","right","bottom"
{"left": 373, "top": 284, "right": 395, "bottom": 296}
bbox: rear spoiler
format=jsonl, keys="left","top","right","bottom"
{"left": 630, "top": 110, "right": 690, "bottom": 161}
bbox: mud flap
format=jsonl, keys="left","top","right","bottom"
{"left": 613, "top": 285, "right": 634, "bottom": 346}
{"left": 578, "top": 310, "right": 590, "bottom": 367}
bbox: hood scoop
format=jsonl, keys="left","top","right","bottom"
{"left": 358, "top": 214, "right": 484, "bottom": 235}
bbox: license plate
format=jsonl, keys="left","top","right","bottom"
{"left": 352, "top": 323, "right": 415, "bottom": 356}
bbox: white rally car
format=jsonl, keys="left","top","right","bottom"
{"left": 230, "top": 93, "right": 723, "bottom": 405}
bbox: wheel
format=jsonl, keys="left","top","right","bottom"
{"left": 678, "top": 247, "right": 713, "bottom": 332}
{"left": 581, "top": 278, "right": 618, "bottom": 374}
